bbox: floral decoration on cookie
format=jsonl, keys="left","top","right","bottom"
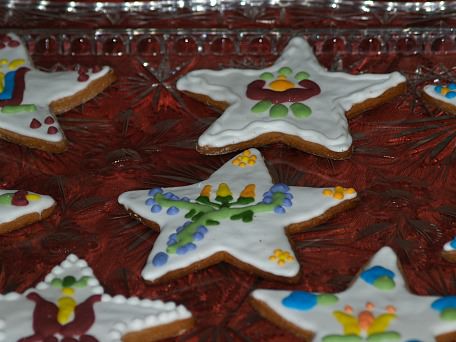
{"left": 251, "top": 247, "right": 456, "bottom": 341}
{"left": 177, "top": 37, "right": 406, "bottom": 159}
{"left": 0, "top": 254, "right": 193, "bottom": 341}
{"left": 0, "top": 189, "right": 55, "bottom": 234}
{"left": 423, "top": 82, "right": 456, "bottom": 115}
{"left": 118, "top": 149, "right": 357, "bottom": 283}
{"left": 442, "top": 237, "right": 456, "bottom": 263}
{"left": 0, "top": 33, "right": 115, "bottom": 153}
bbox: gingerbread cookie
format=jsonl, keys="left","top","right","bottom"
{"left": 0, "top": 253, "right": 193, "bottom": 341}
{"left": 0, "top": 33, "right": 116, "bottom": 153}
{"left": 118, "top": 149, "right": 357, "bottom": 284}
{"left": 442, "top": 237, "right": 456, "bottom": 263}
{"left": 176, "top": 37, "right": 406, "bottom": 159}
{"left": 423, "top": 82, "right": 456, "bottom": 115}
{"left": 0, "top": 189, "right": 55, "bottom": 234}
{"left": 251, "top": 246, "right": 456, "bottom": 341}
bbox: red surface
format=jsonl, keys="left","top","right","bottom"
{"left": 0, "top": 35, "right": 456, "bottom": 341}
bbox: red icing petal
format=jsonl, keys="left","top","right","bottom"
{"left": 2, "top": 35, "right": 11, "bottom": 43}
{"left": 78, "top": 66, "right": 88, "bottom": 74}
{"left": 47, "top": 126, "right": 58, "bottom": 135}
{"left": 78, "top": 73, "right": 89, "bottom": 82}
{"left": 12, "top": 190, "right": 29, "bottom": 206}
{"left": 30, "top": 118, "right": 42, "bottom": 129}
{"left": 44, "top": 116, "right": 55, "bottom": 124}
{"left": 8, "top": 40, "right": 20, "bottom": 48}
{"left": 0, "top": 43, "right": 5, "bottom": 50}
{"left": 92, "top": 65, "right": 101, "bottom": 73}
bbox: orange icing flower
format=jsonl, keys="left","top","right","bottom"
{"left": 232, "top": 150, "right": 257, "bottom": 168}
{"left": 268, "top": 249, "right": 294, "bottom": 266}
{"left": 268, "top": 75, "right": 296, "bottom": 92}
{"left": 240, "top": 184, "right": 256, "bottom": 198}
{"left": 322, "top": 186, "right": 356, "bottom": 200}
{"left": 200, "top": 185, "right": 212, "bottom": 197}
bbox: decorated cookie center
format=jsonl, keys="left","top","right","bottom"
{"left": 0, "top": 190, "right": 41, "bottom": 206}
{"left": 434, "top": 83, "right": 456, "bottom": 99}
{"left": 246, "top": 67, "right": 321, "bottom": 118}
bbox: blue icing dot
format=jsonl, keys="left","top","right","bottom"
{"left": 148, "top": 188, "right": 163, "bottom": 196}
{"left": 263, "top": 191, "right": 273, "bottom": 198}
{"left": 167, "top": 233, "right": 178, "bottom": 246}
{"left": 435, "top": 85, "right": 443, "bottom": 93}
{"left": 282, "top": 291, "right": 317, "bottom": 311}
{"left": 187, "top": 243, "right": 197, "bottom": 251}
{"left": 405, "top": 340, "right": 423, "bottom": 342}
{"left": 197, "top": 225, "right": 208, "bottom": 234}
{"left": 171, "top": 194, "right": 180, "bottom": 200}
{"left": 193, "top": 232, "right": 204, "bottom": 241}
{"left": 432, "top": 296, "right": 456, "bottom": 312}
{"left": 446, "top": 91, "right": 456, "bottom": 99}
{"left": 282, "top": 198, "right": 292, "bottom": 207}
{"left": 361, "top": 265, "right": 395, "bottom": 285}
{"left": 152, "top": 252, "right": 168, "bottom": 266}
{"left": 163, "top": 192, "right": 174, "bottom": 199}
{"left": 449, "top": 83, "right": 456, "bottom": 90}
{"left": 263, "top": 196, "right": 273, "bottom": 204}
{"left": 176, "top": 246, "right": 188, "bottom": 255}
{"left": 285, "top": 193, "right": 294, "bottom": 200}
{"left": 183, "top": 221, "right": 192, "bottom": 227}
{"left": 274, "top": 206, "right": 286, "bottom": 214}
{"left": 181, "top": 197, "right": 190, "bottom": 202}
{"left": 167, "top": 206, "right": 180, "bottom": 215}
{"left": 145, "top": 198, "right": 155, "bottom": 206}
{"left": 151, "top": 204, "right": 162, "bottom": 213}
{"left": 450, "top": 238, "right": 456, "bottom": 249}
{"left": 271, "top": 183, "right": 289, "bottom": 193}
{"left": 176, "top": 225, "right": 185, "bottom": 233}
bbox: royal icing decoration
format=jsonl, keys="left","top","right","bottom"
{"left": 0, "top": 34, "right": 111, "bottom": 151}
{"left": 176, "top": 37, "right": 405, "bottom": 155}
{"left": 0, "top": 254, "right": 192, "bottom": 341}
{"left": 118, "top": 149, "right": 357, "bottom": 282}
{"left": 251, "top": 247, "right": 456, "bottom": 341}
{"left": 443, "top": 237, "right": 456, "bottom": 253}
{"left": 0, "top": 189, "right": 54, "bottom": 225}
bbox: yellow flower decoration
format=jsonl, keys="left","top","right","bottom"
{"left": 322, "top": 186, "right": 356, "bottom": 200}
{"left": 216, "top": 183, "right": 232, "bottom": 197}
{"left": 268, "top": 249, "right": 294, "bottom": 266}
{"left": 232, "top": 150, "right": 257, "bottom": 168}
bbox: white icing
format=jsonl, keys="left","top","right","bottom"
{"left": 118, "top": 148, "right": 357, "bottom": 282}
{"left": 443, "top": 238, "right": 456, "bottom": 252}
{"left": 0, "top": 189, "right": 54, "bottom": 225}
{"left": 424, "top": 84, "right": 456, "bottom": 107}
{"left": 177, "top": 37, "right": 405, "bottom": 153}
{"left": 0, "top": 33, "right": 111, "bottom": 146}
{"left": 0, "top": 253, "right": 192, "bottom": 341}
{"left": 251, "top": 247, "right": 456, "bottom": 340}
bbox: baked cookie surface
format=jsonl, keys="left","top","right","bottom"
{"left": 0, "top": 33, "right": 115, "bottom": 152}
{"left": 0, "top": 253, "right": 193, "bottom": 341}
{"left": 251, "top": 247, "right": 456, "bottom": 341}
{"left": 118, "top": 149, "right": 357, "bottom": 283}
{"left": 177, "top": 37, "right": 406, "bottom": 159}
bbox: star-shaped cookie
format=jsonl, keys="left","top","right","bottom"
{"left": 118, "top": 149, "right": 357, "bottom": 283}
{"left": 0, "top": 253, "right": 193, "bottom": 341}
{"left": 251, "top": 247, "right": 456, "bottom": 341}
{"left": 0, "top": 33, "right": 115, "bottom": 153}
{"left": 177, "top": 37, "right": 406, "bottom": 159}
{"left": 0, "top": 189, "right": 55, "bottom": 234}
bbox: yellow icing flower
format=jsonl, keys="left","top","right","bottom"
{"left": 239, "top": 184, "right": 256, "bottom": 198}
{"left": 333, "top": 302, "right": 396, "bottom": 336}
{"left": 25, "top": 193, "right": 41, "bottom": 201}
{"left": 232, "top": 150, "right": 257, "bottom": 167}
{"left": 322, "top": 186, "right": 356, "bottom": 200}
{"left": 269, "top": 75, "right": 295, "bottom": 92}
{"left": 268, "top": 249, "right": 294, "bottom": 266}
{"left": 216, "top": 183, "right": 232, "bottom": 197}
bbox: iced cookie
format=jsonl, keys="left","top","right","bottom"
{"left": 0, "top": 189, "right": 55, "bottom": 234}
{"left": 423, "top": 82, "right": 456, "bottom": 115}
{"left": 0, "top": 33, "right": 116, "bottom": 153}
{"left": 442, "top": 237, "right": 456, "bottom": 263}
{"left": 251, "top": 247, "right": 456, "bottom": 341}
{"left": 176, "top": 37, "right": 406, "bottom": 159}
{"left": 0, "top": 253, "right": 193, "bottom": 341}
{"left": 118, "top": 149, "right": 358, "bottom": 284}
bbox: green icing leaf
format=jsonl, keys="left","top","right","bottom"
{"left": 62, "top": 276, "right": 76, "bottom": 288}
{"left": 0, "top": 193, "right": 13, "bottom": 205}
{"left": 215, "top": 195, "right": 233, "bottom": 205}
{"left": 373, "top": 276, "right": 395, "bottom": 291}
{"left": 251, "top": 100, "right": 272, "bottom": 113}
{"left": 367, "top": 332, "right": 401, "bottom": 342}
{"left": 195, "top": 196, "right": 210, "bottom": 204}
{"left": 441, "top": 308, "right": 456, "bottom": 321}
{"left": 260, "top": 72, "right": 274, "bottom": 80}
{"left": 192, "top": 212, "right": 204, "bottom": 221}
{"left": 51, "top": 278, "right": 63, "bottom": 288}
{"left": 295, "top": 71, "right": 310, "bottom": 81}
{"left": 278, "top": 67, "right": 292, "bottom": 76}
{"left": 206, "top": 219, "right": 220, "bottom": 226}
{"left": 323, "top": 335, "right": 362, "bottom": 342}
{"left": 317, "top": 294, "right": 338, "bottom": 306}
{"left": 230, "top": 210, "right": 254, "bottom": 223}
{"left": 185, "top": 208, "right": 197, "bottom": 219}
{"left": 74, "top": 276, "right": 90, "bottom": 288}
{"left": 269, "top": 104, "right": 288, "bottom": 118}
{"left": 236, "top": 197, "right": 255, "bottom": 205}
{"left": 290, "top": 103, "right": 312, "bottom": 118}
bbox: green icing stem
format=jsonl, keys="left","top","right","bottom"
{"left": 1, "top": 104, "right": 37, "bottom": 114}
{"left": 155, "top": 192, "right": 286, "bottom": 254}
{"left": 0, "top": 193, "right": 13, "bottom": 205}
{"left": 366, "top": 332, "right": 401, "bottom": 342}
